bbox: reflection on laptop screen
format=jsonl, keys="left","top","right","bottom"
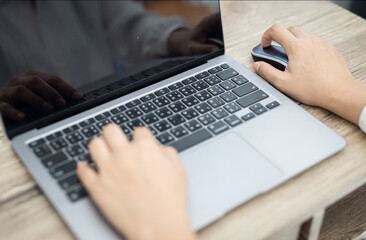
{"left": 0, "top": 0, "right": 223, "bottom": 138}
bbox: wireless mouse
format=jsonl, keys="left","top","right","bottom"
{"left": 251, "top": 41, "right": 288, "bottom": 71}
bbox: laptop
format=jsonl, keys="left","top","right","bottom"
{"left": 1, "top": 1, "right": 346, "bottom": 239}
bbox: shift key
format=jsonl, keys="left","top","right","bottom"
{"left": 236, "top": 90, "right": 269, "bottom": 108}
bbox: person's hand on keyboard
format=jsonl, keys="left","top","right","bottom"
{"left": 0, "top": 69, "right": 83, "bottom": 121}
{"left": 77, "top": 124, "right": 195, "bottom": 240}
{"left": 253, "top": 23, "right": 366, "bottom": 125}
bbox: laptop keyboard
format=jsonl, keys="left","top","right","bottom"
{"left": 27, "top": 63, "right": 280, "bottom": 202}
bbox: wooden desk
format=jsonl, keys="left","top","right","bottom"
{"left": 1, "top": 1, "right": 366, "bottom": 240}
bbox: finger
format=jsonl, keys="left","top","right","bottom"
{"left": 77, "top": 161, "right": 98, "bottom": 194}
{"left": 0, "top": 102, "right": 26, "bottom": 121}
{"left": 188, "top": 43, "right": 219, "bottom": 55}
{"left": 287, "top": 26, "right": 307, "bottom": 38}
{"left": 22, "top": 76, "right": 66, "bottom": 107}
{"left": 261, "top": 23, "right": 297, "bottom": 53}
{"left": 37, "top": 72, "right": 83, "bottom": 100}
{"left": 88, "top": 137, "right": 111, "bottom": 167}
{"left": 11, "top": 85, "right": 53, "bottom": 112}
{"left": 132, "top": 127, "right": 156, "bottom": 142}
{"left": 163, "top": 146, "right": 179, "bottom": 159}
{"left": 253, "top": 61, "right": 285, "bottom": 89}
{"left": 102, "top": 123, "right": 129, "bottom": 152}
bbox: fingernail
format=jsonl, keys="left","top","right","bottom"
{"left": 73, "top": 91, "right": 83, "bottom": 100}
{"left": 56, "top": 98, "right": 66, "bottom": 106}
{"left": 253, "top": 62, "right": 260, "bottom": 72}
{"left": 42, "top": 103, "right": 53, "bottom": 112}
{"left": 16, "top": 113, "right": 25, "bottom": 121}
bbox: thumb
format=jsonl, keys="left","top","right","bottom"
{"left": 253, "top": 61, "right": 285, "bottom": 89}
{"left": 77, "top": 161, "right": 98, "bottom": 194}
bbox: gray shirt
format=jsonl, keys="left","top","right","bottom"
{"left": 0, "top": 1, "right": 187, "bottom": 87}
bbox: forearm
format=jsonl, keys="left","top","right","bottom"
{"left": 327, "top": 79, "right": 366, "bottom": 125}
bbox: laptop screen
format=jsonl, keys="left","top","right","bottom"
{"left": 0, "top": 0, "right": 224, "bottom": 138}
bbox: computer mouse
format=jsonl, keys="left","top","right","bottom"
{"left": 251, "top": 41, "right": 288, "bottom": 71}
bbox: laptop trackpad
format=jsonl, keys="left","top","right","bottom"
{"left": 181, "top": 133, "right": 283, "bottom": 229}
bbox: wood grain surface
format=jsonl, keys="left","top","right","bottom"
{"left": 0, "top": 1, "right": 366, "bottom": 240}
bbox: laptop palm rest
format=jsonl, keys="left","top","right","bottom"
{"left": 181, "top": 133, "right": 283, "bottom": 229}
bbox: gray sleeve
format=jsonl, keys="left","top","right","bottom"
{"left": 102, "top": 1, "right": 189, "bottom": 67}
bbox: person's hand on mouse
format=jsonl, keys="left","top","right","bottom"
{"left": 0, "top": 69, "right": 83, "bottom": 121}
{"left": 77, "top": 125, "right": 195, "bottom": 240}
{"left": 253, "top": 23, "right": 366, "bottom": 124}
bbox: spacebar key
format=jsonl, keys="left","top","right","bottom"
{"left": 170, "top": 129, "right": 213, "bottom": 152}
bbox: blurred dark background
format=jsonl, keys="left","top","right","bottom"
{"left": 333, "top": 0, "right": 366, "bottom": 19}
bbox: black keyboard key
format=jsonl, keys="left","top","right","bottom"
{"left": 181, "top": 96, "right": 199, "bottom": 107}
{"left": 208, "top": 121, "right": 229, "bottom": 135}
{"left": 50, "top": 161, "right": 76, "bottom": 178}
{"left": 154, "top": 120, "right": 172, "bottom": 132}
{"left": 211, "top": 108, "right": 229, "bottom": 119}
{"left": 253, "top": 107, "right": 268, "bottom": 115}
{"left": 168, "top": 114, "right": 186, "bottom": 126}
{"left": 195, "top": 90, "right": 212, "bottom": 101}
{"left": 95, "top": 112, "right": 111, "bottom": 121}
{"left": 111, "top": 113, "right": 129, "bottom": 124}
{"left": 224, "top": 102, "right": 241, "bottom": 113}
{"left": 166, "top": 91, "right": 184, "bottom": 102}
{"left": 171, "top": 126, "right": 189, "bottom": 138}
{"left": 182, "top": 77, "right": 197, "bottom": 85}
{"left": 236, "top": 90, "right": 269, "bottom": 108}
{"left": 198, "top": 114, "right": 215, "bottom": 125}
{"left": 66, "top": 144, "right": 84, "bottom": 157}
{"left": 59, "top": 174, "right": 79, "bottom": 190}
{"left": 81, "top": 126, "right": 99, "bottom": 138}
{"left": 170, "top": 129, "right": 212, "bottom": 152}
{"left": 204, "top": 75, "right": 221, "bottom": 85}
{"left": 125, "top": 107, "right": 143, "bottom": 119}
{"left": 249, "top": 103, "right": 264, "bottom": 111}
{"left": 152, "top": 96, "right": 170, "bottom": 107}
{"left": 195, "top": 102, "right": 212, "bottom": 114}
{"left": 63, "top": 125, "right": 80, "bottom": 134}
{"left": 180, "top": 85, "right": 197, "bottom": 96}
{"left": 266, "top": 101, "right": 280, "bottom": 109}
{"left": 233, "top": 83, "right": 258, "bottom": 97}
{"left": 141, "top": 113, "right": 159, "bottom": 124}
{"left": 220, "top": 92, "right": 238, "bottom": 102}
{"left": 156, "top": 132, "right": 175, "bottom": 145}
{"left": 78, "top": 153, "right": 92, "bottom": 163}
{"left": 220, "top": 80, "right": 237, "bottom": 90}
{"left": 29, "top": 138, "right": 45, "bottom": 148}
{"left": 67, "top": 187, "right": 87, "bottom": 202}
{"left": 168, "top": 82, "right": 184, "bottom": 90}
{"left": 148, "top": 126, "right": 158, "bottom": 136}
{"left": 220, "top": 63, "right": 230, "bottom": 69}
{"left": 66, "top": 132, "right": 83, "bottom": 144}
{"left": 181, "top": 108, "right": 199, "bottom": 120}
{"left": 126, "top": 99, "right": 142, "bottom": 108}
{"left": 207, "top": 97, "right": 225, "bottom": 108}
{"left": 46, "top": 131, "right": 63, "bottom": 141}
{"left": 120, "top": 124, "right": 131, "bottom": 135}
{"left": 140, "top": 93, "right": 156, "bottom": 102}
{"left": 242, "top": 112, "right": 256, "bottom": 121}
{"left": 41, "top": 151, "right": 68, "bottom": 168}
{"left": 155, "top": 107, "right": 173, "bottom": 118}
{"left": 195, "top": 71, "right": 210, "bottom": 79}
{"left": 208, "top": 66, "right": 223, "bottom": 74}
{"left": 207, "top": 85, "right": 224, "bottom": 96}
{"left": 155, "top": 87, "right": 170, "bottom": 96}
{"left": 192, "top": 80, "right": 209, "bottom": 91}
{"left": 50, "top": 139, "right": 68, "bottom": 151}
{"left": 96, "top": 119, "right": 112, "bottom": 130}
{"left": 111, "top": 105, "right": 127, "bottom": 115}
{"left": 184, "top": 119, "right": 202, "bottom": 132}
{"left": 79, "top": 118, "right": 96, "bottom": 128}
{"left": 139, "top": 102, "right": 157, "bottom": 113}
{"left": 217, "top": 68, "right": 238, "bottom": 80}
{"left": 231, "top": 75, "right": 248, "bottom": 85}
{"left": 224, "top": 115, "right": 242, "bottom": 127}
{"left": 34, "top": 145, "right": 51, "bottom": 158}
{"left": 169, "top": 101, "right": 186, "bottom": 113}
{"left": 127, "top": 119, "right": 145, "bottom": 130}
